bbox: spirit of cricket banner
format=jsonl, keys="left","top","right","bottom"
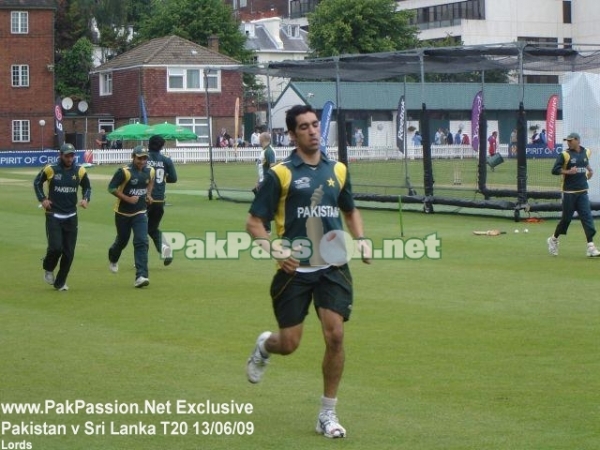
{"left": 54, "top": 96, "right": 65, "bottom": 147}
{"left": 0, "top": 150, "right": 85, "bottom": 168}
{"left": 396, "top": 95, "right": 406, "bottom": 153}
{"left": 320, "top": 100, "right": 334, "bottom": 155}
{"left": 471, "top": 91, "right": 483, "bottom": 151}
{"left": 545, "top": 94, "right": 558, "bottom": 150}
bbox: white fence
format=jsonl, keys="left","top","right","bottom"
{"left": 89, "top": 144, "right": 509, "bottom": 165}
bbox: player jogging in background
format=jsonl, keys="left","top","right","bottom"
{"left": 547, "top": 132, "right": 600, "bottom": 257}
{"left": 107, "top": 145, "right": 155, "bottom": 288}
{"left": 146, "top": 135, "right": 178, "bottom": 265}
{"left": 245, "top": 104, "right": 372, "bottom": 439}
{"left": 33, "top": 143, "right": 91, "bottom": 291}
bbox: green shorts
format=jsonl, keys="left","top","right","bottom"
{"left": 269, "top": 264, "right": 353, "bottom": 329}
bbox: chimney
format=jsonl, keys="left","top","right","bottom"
{"left": 207, "top": 35, "right": 219, "bottom": 53}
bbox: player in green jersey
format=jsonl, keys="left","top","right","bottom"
{"left": 107, "top": 146, "right": 155, "bottom": 288}
{"left": 146, "top": 135, "right": 178, "bottom": 265}
{"left": 245, "top": 105, "right": 372, "bottom": 438}
{"left": 33, "top": 143, "right": 91, "bottom": 291}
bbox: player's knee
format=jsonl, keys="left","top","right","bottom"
{"left": 278, "top": 335, "right": 300, "bottom": 355}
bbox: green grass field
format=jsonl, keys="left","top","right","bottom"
{"left": 1, "top": 163, "right": 598, "bottom": 450}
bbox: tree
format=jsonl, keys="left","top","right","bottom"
{"left": 308, "top": 0, "right": 419, "bottom": 57}
{"left": 55, "top": 37, "right": 94, "bottom": 100}
{"left": 136, "top": 0, "right": 252, "bottom": 63}
{"left": 420, "top": 35, "right": 510, "bottom": 83}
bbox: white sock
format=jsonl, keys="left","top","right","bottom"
{"left": 320, "top": 396, "right": 337, "bottom": 414}
{"left": 588, "top": 242, "right": 595, "bottom": 247}
{"left": 258, "top": 340, "right": 269, "bottom": 357}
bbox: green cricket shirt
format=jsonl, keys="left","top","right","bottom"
{"left": 108, "top": 164, "right": 155, "bottom": 216}
{"left": 33, "top": 162, "right": 91, "bottom": 216}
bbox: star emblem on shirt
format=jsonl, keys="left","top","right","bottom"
{"left": 327, "top": 177, "right": 336, "bottom": 187}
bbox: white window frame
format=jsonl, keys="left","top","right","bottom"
{"left": 176, "top": 117, "right": 208, "bottom": 147}
{"left": 12, "top": 120, "right": 30, "bottom": 142}
{"left": 11, "top": 65, "right": 29, "bottom": 87}
{"left": 100, "top": 72, "right": 112, "bottom": 95}
{"left": 11, "top": 11, "right": 28, "bottom": 34}
{"left": 167, "top": 68, "right": 220, "bottom": 92}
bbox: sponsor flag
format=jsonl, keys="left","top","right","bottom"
{"left": 54, "top": 96, "right": 65, "bottom": 146}
{"left": 234, "top": 97, "right": 240, "bottom": 150}
{"left": 471, "top": 91, "right": 483, "bottom": 151}
{"left": 546, "top": 94, "right": 558, "bottom": 150}
{"left": 396, "top": 95, "right": 406, "bottom": 153}
{"left": 320, "top": 100, "right": 334, "bottom": 156}
{"left": 139, "top": 96, "right": 148, "bottom": 125}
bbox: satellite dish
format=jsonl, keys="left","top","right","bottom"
{"left": 61, "top": 97, "right": 73, "bottom": 110}
{"left": 78, "top": 100, "right": 89, "bottom": 113}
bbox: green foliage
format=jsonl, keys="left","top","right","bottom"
{"left": 136, "top": 0, "right": 252, "bottom": 63}
{"left": 420, "top": 35, "right": 510, "bottom": 83}
{"left": 55, "top": 37, "right": 94, "bottom": 100}
{"left": 308, "top": 0, "right": 419, "bottom": 57}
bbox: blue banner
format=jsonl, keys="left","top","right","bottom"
{"left": 508, "top": 144, "right": 563, "bottom": 159}
{"left": 0, "top": 150, "right": 85, "bottom": 168}
{"left": 319, "top": 100, "right": 334, "bottom": 156}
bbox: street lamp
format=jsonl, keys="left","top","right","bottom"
{"left": 39, "top": 119, "right": 46, "bottom": 151}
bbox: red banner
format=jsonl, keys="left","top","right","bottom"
{"left": 546, "top": 94, "right": 558, "bottom": 150}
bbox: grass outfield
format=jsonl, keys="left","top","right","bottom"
{"left": 1, "top": 163, "right": 599, "bottom": 450}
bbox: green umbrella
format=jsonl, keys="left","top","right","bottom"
{"left": 145, "top": 123, "right": 198, "bottom": 140}
{"left": 107, "top": 123, "right": 150, "bottom": 140}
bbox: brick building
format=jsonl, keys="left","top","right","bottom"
{"left": 0, "top": 0, "right": 56, "bottom": 151}
{"left": 90, "top": 35, "right": 244, "bottom": 148}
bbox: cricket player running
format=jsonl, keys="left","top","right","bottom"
{"left": 33, "top": 143, "right": 91, "bottom": 291}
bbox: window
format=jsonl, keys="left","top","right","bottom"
{"left": 284, "top": 24, "right": 301, "bottom": 38}
{"left": 12, "top": 120, "right": 30, "bottom": 142}
{"left": 563, "top": 1, "right": 572, "bottom": 24}
{"left": 100, "top": 73, "right": 112, "bottom": 95}
{"left": 11, "top": 11, "right": 28, "bottom": 34}
{"left": 168, "top": 68, "right": 220, "bottom": 92}
{"left": 177, "top": 117, "right": 208, "bottom": 146}
{"left": 11, "top": 65, "right": 29, "bottom": 87}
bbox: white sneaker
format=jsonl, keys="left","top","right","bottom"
{"left": 44, "top": 271, "right": 55, "bottom": 285}
{"left": 246, "top": 331, "right": 271, "bottom": 383}
{"left": 547, "top": 237, "right": 559, "bottom": 256}
{"left": 586, "top": 244, "right": 600, "bottom": 257}
{"left": 134, "top": 277, "right": 150, "bottom": 288}
{"left": 56, "top": 285, "right": 69, "bottom": 291}
{"left": 109, "top": 262, "right": 119, "bottom": 273}
{"left": 161, "top": 244, "right": 173, "bottom": 266}
{"left": 316, "top": 410, "right": 346, "bottom": 438}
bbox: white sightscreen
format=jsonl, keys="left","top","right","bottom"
{"left": 562, "top": 72, "right": 600, "bottom": 200}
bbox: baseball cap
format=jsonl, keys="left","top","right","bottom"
{"left": 564, "top": 132, "right": 581, "bottom": 141}
{"left": 59, "top": 143, "right": 75, "bottom": 154}
{"left": 132, "top": 145, "right": 149, "bottom": 157}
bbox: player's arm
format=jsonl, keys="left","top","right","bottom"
{"left": 33, "top": 166, "right": 52, "bottom": 209}
{"left": 146, "top": 167, "right": 155, "bottom": 203}
{"left": 79, "top": 170, "right": 92, "bottom": 208}
{"left": 551, "top": 153, "right": 566, "bottom": 175}
{"left": 342, "top": 208, "right": 372, "bottom": 264}
{"left": 166, "top": 158, "right": 178, "bottom": 183}
{"left": 108, "top": 168, "right": 135, "bottom": 204}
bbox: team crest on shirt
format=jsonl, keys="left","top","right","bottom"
{"left": 327, "top": 177, "right": 335, "bottom": 187}
{"left": 131, "top": 178, "right": 138, "bottom": 185}
{"left": 54, "top": 174, "right": 62, "bottom": 181}
{"left": 294, "top": 177, "right": 311, "bottom": 189}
